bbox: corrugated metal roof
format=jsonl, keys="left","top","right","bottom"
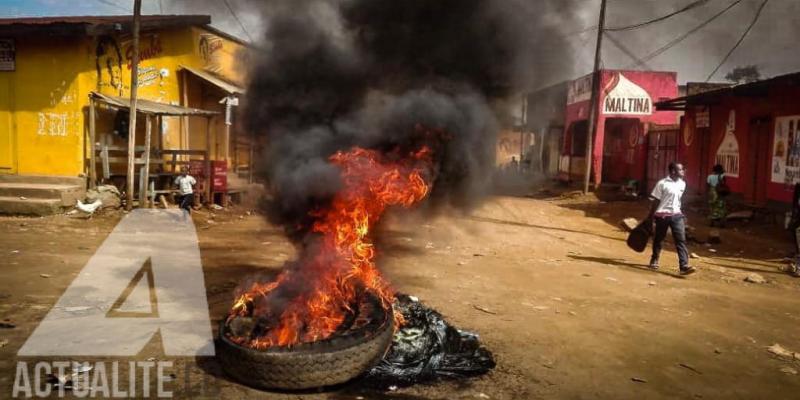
{"left": 0, "top": 15, "right": 210, "bottom": 36}
{"left": 655, "top": 71, "right": 800, "bottom": 111}
{"left": 91, "top": 92, "right": 218, "bottom": 117}
{"left": 180, "top": 65, "right": 245, "bottom": 95}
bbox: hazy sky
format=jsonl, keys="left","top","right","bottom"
{"left": 1, "top": 0, "right": 798, "bottom": 86}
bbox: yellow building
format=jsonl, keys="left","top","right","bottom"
{"left": 0, "top": 15, "right": 254, "bottom": 213}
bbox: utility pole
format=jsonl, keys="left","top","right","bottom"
{"left": 126, "top": 0, "right": 142, "bottom": 210}
{"left": 583, "top": 0, "right": 607, "bottom": 194}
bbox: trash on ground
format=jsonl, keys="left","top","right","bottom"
{"left": 363, "top": 294, "right": 495, "bottom": 388}
{"left": 767, "top": 343, "right": 800, "bottom": 360}
{"left": 690, "top": 253, "right": 701, "bottom": 259}
{"left": 472, "top": 304, "right": 497, "bottom": 315}
{"left": 679, "top": 363, "right": 702, "bottom": 374}
{"left": 631, "top": 377, "right": 647, "bottom": 383}
{"left": 744, "top": 273, "right": 766, "bottom": 284}
{"left": 780, "top": 366, "right": 798, "bottom": 375}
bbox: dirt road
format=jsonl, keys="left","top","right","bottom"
{"left": 1, "top": 193, "right": 800, "bottom": 399}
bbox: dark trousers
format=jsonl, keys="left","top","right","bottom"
{"left": 651, "top": 215, "right": 689, "bottom": 269}
{"left": 178, "top": 193, "right": 194, "bottom": 213}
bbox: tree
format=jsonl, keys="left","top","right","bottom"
{"left": 724, "top": 65, "right": 761, "bottom": 84}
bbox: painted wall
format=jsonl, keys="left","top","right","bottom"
{"left": 680, "top": 83, "right": 800, "bottom": 205}
{"left": 0, "top": 25, "right": 249, "bottom": 178}
{"left": 561, "top": 70, "right": 679, "bottom": 185}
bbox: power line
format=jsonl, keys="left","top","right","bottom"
{"left": 606, "top": 0, "right": 712, "bottom": 31}
{"left": 96, "top": 0, "right": 131, "bottom": 13}
{"left": 705, "top": 0, "right": 770, "bottom": 82}
{"left": 223, "top": 0, "right": 254, "bottom": 43}
{"left": 625, "top": 0, "right": 743, "bottom": 69}
{"left": 604, "top": 31, "right": 653, "bottom": 70}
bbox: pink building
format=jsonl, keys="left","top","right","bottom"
{"left": 560, "top": 70, "right": 679, "bottom": 189}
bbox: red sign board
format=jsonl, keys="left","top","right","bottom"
{"left": 212, "top": 161, "right": 227, "bottom": 192}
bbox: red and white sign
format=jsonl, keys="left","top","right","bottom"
{"left": 602, "top": 73, "right": 652, "bottom": 116}
{"left": 567, "top": 74, "right": 593, "bottom": 105}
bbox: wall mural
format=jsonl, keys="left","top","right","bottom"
{"left": 771, "top": 115, "right": 800, "bottom": 185}
{"left": 199, "top": 33, "right": 224, "bottom": 74}
{"left": 95, "top": 36, "right": 123, "bottom": 95}
{"left": 714, "top": 110, "right": 739, "bottom": 177}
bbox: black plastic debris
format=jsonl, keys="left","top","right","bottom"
{"left": 362, "top": 294, "right": 495, "bottom": 388}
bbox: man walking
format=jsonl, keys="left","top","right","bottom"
{"left": 647, "top": 162, "right": 696, "bottom": 276}
{"left": 174, "top": 167, "right": 197, "bottom": 219}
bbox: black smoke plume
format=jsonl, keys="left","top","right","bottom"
{"left": 243, "top": 0, "right": 576, "bottom": 237}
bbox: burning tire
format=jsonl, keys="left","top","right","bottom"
{"left": 217, "top": 300, "right": 394, "bottom": 390}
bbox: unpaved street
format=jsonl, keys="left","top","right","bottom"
{"left": 2, "top": 192, "right": 800, "bottom": 399}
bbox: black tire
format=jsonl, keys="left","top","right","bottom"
{"left": 217, "top": 308, "right": 394, "bottom": 390}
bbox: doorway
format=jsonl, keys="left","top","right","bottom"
{"left": 0, "top": 75, "right": 14, "bottom": 173}
{"left": 646, "top": 126, "right": 679, "bottom": 192}
{"left": 747, "top": 116, "right": 771, "bottom": 206}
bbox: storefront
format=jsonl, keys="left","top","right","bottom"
{"left": 656, "top": 72, "right": 800, "bottom": 208}
{"left": 560, "top": 70, "right": 679, "bottom": 189}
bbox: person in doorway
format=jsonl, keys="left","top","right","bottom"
{"left": 509, "top": 156, "right": 520, "bottom": 173}
{"left": 647, "top": 162, "right": 697, "bottom": 275}
{"left": 174, "top": 167, "right": 197, "bottom": 219}
{"left": 707, "top": 164, "right": 728, "bottom": 227}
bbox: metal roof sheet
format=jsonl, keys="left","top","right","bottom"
{"left": 180, "top": 65, "right": 245, "bottom": 95}
{"left": 91, "top": 92, "right": 218, "bottom": 117}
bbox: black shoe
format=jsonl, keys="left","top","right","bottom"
{"left": 648, "top": 261, "right": 659, "bottom": 270}
{"left": 680, "top": 266, "right": 697, "bottom": 275}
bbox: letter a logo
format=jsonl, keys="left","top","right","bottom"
{"left": 18, "top": 209, "right": 214, "bottom": 356}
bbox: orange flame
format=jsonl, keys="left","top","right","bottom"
{"left": 228, "top": 146, "right": 432, "bottom": 349}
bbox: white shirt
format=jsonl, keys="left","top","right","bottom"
{"left": 174, "top": 175, "right": 196, "bottom": 195}
{"left": 651, "top": 176, "right": 686, "bottom": 215}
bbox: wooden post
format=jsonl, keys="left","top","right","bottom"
{"left": 181, "top": 71, "right": 189, "bottom": 160}
{"left": 225, "top": 122, "right": 231, "bottom": 170}
{"left": 206, "top": 116, "right": 212, "bottom": 205}
{"left": 140, "top": 114, "right": 152, "bottom": 207}
{"left": 233, "top": 125, "right": 239, "bottom": 173}
{"left": 125, "top": 0, "right": 142, "bottom": 210}
{"left": 583, "top": 0, "right": 607, "bottom": 194}
{"left": 248, "top": 142, "right": 254, "bottom": 184}
{"left": 88, "top": 96, "right": 97, "bottom": 189}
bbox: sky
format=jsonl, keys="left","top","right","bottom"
{"left": 0, "top": 0, "right": 798, "bottom": 86}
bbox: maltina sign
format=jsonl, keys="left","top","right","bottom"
{"left": 602, "top": 73, "right": 653, "bottom": 116}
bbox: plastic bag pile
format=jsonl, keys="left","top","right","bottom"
{"left": 362, "top": 294, "right": 496, "bottom": 388}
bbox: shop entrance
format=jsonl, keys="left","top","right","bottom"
{"left": 602, "top": 118, "right": 641, "bottom": 184}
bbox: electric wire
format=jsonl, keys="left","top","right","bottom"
{"left": 624, "top": 0, "right": 743, "bottom": 69}
{"left": 606, "top": 0, "right": 712, "bottom": 31}
{"left": 704, "top": 0, "right": 770, "bottom": 81}
{"left": 223, "top": 0, "right": 255, "bottom": 43}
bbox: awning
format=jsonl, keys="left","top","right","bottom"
{"left": 655, "top": 71, "right": 800, "bottom": 111}
{"left": 180, "top": 65, "right": 245, "bottom": 95}
{"left": 90, "top": 92, "right": 218, "bottom": 117}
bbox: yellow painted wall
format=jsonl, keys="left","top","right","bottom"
{"left": 1, "top": 25, "right": 250, "bottom": 178}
